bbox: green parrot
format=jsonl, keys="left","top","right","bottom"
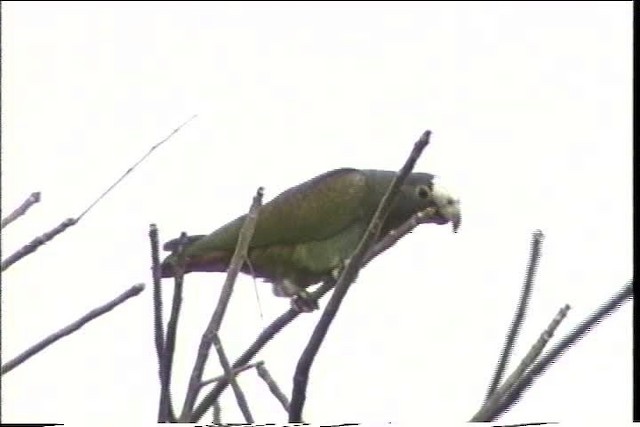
{"left": 160, "top": 168, "right": 461, "bottom": 311}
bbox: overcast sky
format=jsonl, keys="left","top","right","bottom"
{"left": 1, "top": 2, "right": 632, "bottom": 425}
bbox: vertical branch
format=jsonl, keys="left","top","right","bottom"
{"left": 288, "top": 130, "right": 433, "bottom": 422}
{"left": 159, "top": 233, "right": 190, "bottom": 422}
{"left": 212, "top": 333, "right": 254, "bottom": 423}
{"left": 485, "top": 230, "right": 545, "bottom": 401}
{"left": 179, "top": 187, "right": 264, "bottom": 421}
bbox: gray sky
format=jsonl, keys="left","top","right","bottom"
{"left": 1, "top": 2, "right": 632, "bottom": 424}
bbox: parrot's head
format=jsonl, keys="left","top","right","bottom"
{"left": 399, "top": 172, "right": 462, "bottom": 233}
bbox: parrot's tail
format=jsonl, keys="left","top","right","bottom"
{"left": 159, "top": 248, "right": 233, "bottom": 278}
{"left": 162, "top": 234, "right": 207, "bottom": 252}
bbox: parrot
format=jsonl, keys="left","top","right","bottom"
{"left": 160, "top": 168, "right": 461, "bottom": 311}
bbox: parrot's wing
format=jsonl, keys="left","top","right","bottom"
{"left": 193, "top": 168, "right": 371, "bottom": 252}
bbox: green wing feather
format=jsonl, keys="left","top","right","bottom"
{"left": 178, "top": 168, "right": 371, "bottom": 256}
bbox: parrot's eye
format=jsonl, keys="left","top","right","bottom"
{"left": 416, "top": 185, "right": 431, "bottom": 199}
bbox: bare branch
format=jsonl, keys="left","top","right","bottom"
{"left": 1, "top": 283, "right": 145, "bottom": 375}
{"left": 179, "top": 187, "right": 264, "bottom": 421}
{"left": 212, "top": 333, "right": 254, "bottom": 423}
{"left": 288, "top": 129, "right": 432, "bottom": 422}
{"left": 487, "top": 280, "right": 633, "bottom": 421}
{"left": 212, "top": 399, "right": 221, "bottom": 425}
{"left": 76, "top": 114, "right": 198, "bottom": 221}
{"left": 200, "top": 361, "right": 262, "bottom": 388}
{"left": 472, "top": 304, "right": 571, "bottom": 421}
{"left": 485, "top": 230, "right": 545, "bottom": 401}
{"left": 1, "top": 218, "right": 77, "bottom": 272}
{"left": 1, "top": 191, "right": 41, "bottom": 229}
{"left": 158, "top": 233, "right": 191, "bottom": 422}
{"left": 256, "top": 361, "right": 290, "bottom": 413}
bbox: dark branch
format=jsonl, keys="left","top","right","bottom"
{"left": 256, "top": 361, "right": 291, "bottom": 413}
{"left": 485, "top": 229, "right": 545, "bottom": 401}
{"left": 487, "top": 280, "right": 633, "bottom": 421}
{"left": 212, "top": 333, "right": 254, "bottom": 423}
{"left": 472, "top": 304, "right": 571, "bottom": 421}
{"left": 179, "top": 187, "right": 264, "bottom": 421}
{"left": 159, "top": 233, "right": 191, "bottom": 422}
{"left": 288, "top": 129, "right": 432, "bottom": 422}
{"left": 1, "top": 191, "right": 41, "bottom": 229}
{"left": 1, "top": 283, "right": 145, "bottom": 375}
{"left": 200, "top": 361, "right": 262, "bottom": 388}
{"left": 1, "top": 218, "right": 77, "bottom": 272}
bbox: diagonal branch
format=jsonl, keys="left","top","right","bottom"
{"left": 472, "top": 304, "right": 571, "bottom": 421}
{"left": 1, "top": 191, "right": 41, "bottom": 229}
{"left": 485, "top": 280, "right": 633, "bottom": 421}
{"left": 212, "top": 333, "right": 254, "bottom": 423}
{"left": 256, "top": 361, "right": 290, "bottom": 413}
{"left": 1, "top": 283, "right": 145, "bottom": 375}
{"left": 485, "top": 229, "right": 545, "bottom": 401}
{"left": 288, "top": 129, "right": 433, "bottom": 422}
{"left": 200, "top": 361, "right": 262, "bottom": 388}
{"left": 1, "top": 218, "right": 77, "bottom": 272}
{"left": 179, "top": 187, "right": 264, "bottom": 421}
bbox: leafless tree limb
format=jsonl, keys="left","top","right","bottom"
{"left": 485, "top": 230, "right": 545, "bottom": 401}
{"left": 472, "top": 304, "right": 571, "bottom": 421}
{"left": 1, "top": 218, "right": 77, "bottom": 272}
{"left": 288, "top": 129, "right": 432, "bottom": 422}
{"left": 1, "top": 283, "right": 145, "bottom": 375}
{"left": 212, "top": 333, "right": 254, "bottom": 423}
{"left": 200, "top": 361, "right": 263, "bottom": 388}
{"left": 179, "top": 187, "right": 264, "bottom": 421}
{"left": 256, "top": 361, "right": 290, "bottom": 413}
{"left": 485, "top": 280, "right": 633, "bottom": 421}
{"left": 1, "top": 191, "right": 41, "bottom": 229}
{"left": 212, "top": 399, "right": 222, "bottom": 424}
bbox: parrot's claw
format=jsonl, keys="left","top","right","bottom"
{"left": 291, "top": 290, "right": 319, "bottom": 313}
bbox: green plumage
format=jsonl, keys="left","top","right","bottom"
{"left": 160, "top": 168, "right": 459, "bottom": 300}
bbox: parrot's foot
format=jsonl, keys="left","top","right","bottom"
{"left": 291, "top": 289, "right": 319, "bottom": 313}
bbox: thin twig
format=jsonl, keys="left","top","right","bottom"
{"left": 485, "top": 230, "right": 545, "bottom": 401}
{"left": 200, "top": 361, "right": 262, "bottom": 388}
{"left": 77, "top": 114, "right": 197, "bottom": 221}
{"left": 179, "top": 187, "right": 264, "bottom": 421}
{"left": 256, "top": 362, "right": 290, "bottom": 413}
{"left": 1, "top": 191, "right": 41, "bottom": 229}
{"left": 472, "top": 304, "right": 571, "bottom": 421}
{"left": 191, "top": 206, "right": 439, "bottom": 422}
{"left": 212, "top": 333, "right": 254, "bottom": 423}
{"left": 1, "top": 218, "right": 77, "bottom": 272}
{"left": 486, "top": 280, "right": 633, "bottom": 421}
{"left": 288, "top": 129, "right": 432, "bottom": 422}
{"left": 1, "top": 283, "right": 145, "bottom": 375}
